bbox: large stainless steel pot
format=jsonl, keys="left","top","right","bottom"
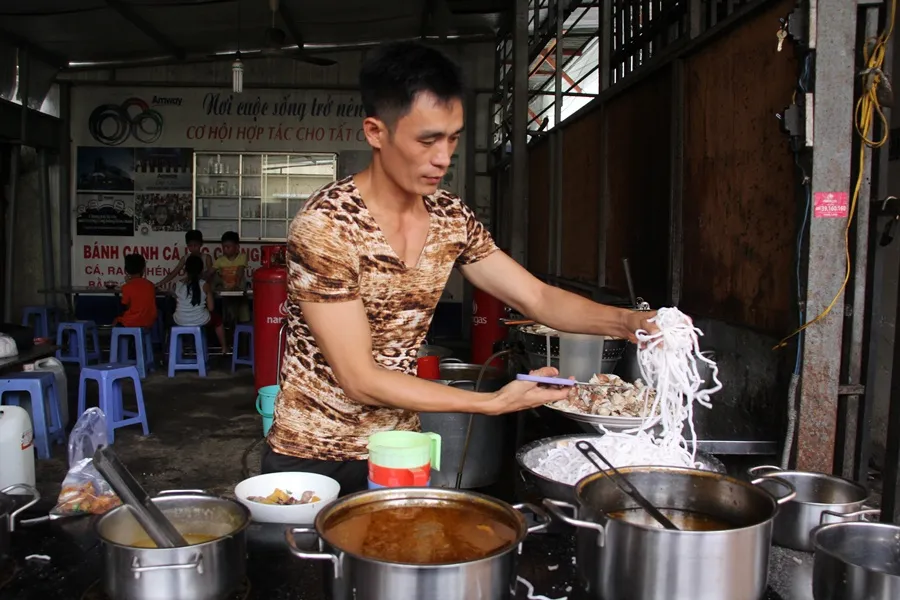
{"left": 543, "top": 467, "right": 795, "bottom": 600}
{"left": 748, "top": 465, "right": 874, "bottom": 551}
{"left": 812, "top": 520, "right": 900, "bottom": 600}
{"left": 95, "top": 490, "right": 250, "bottom": 600}
{"left": 420, "top": 361, "right": 511, "bottom": 488}
{"left": 513, "top": 327, "right": 626, "bottom": 373}
{"left": 286, "top": 487, "right": 549, "bottom": 600}
{"left": 0, "top": 484, "right": 40, "bottom": 557}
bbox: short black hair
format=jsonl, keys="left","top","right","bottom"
{"left": 186, "top": 229, "right": 203, "bottom": 244}
{"left": 124, "top": 253, "right": 146, "bottom": 276}
{"left": 221, "top": 231, "right": 240, "bottom": 244}
{"left": 359, "top": 41, "right": 464, "bottom": 125}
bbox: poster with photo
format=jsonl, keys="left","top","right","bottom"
{"left": 76, "top": 147, "right": 135, "bottom": 191}
{"left": 135, "top": 192, "right": 193, "bottom": 233}
{"left": 135, "top": 147, "right": 193, "bottom": 191}
{"left": 76, "top": 193, "right": 135, "bottom": 236}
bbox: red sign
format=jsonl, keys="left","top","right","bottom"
{"left": 814, "top": 192, "right": 850, "bottom": 219}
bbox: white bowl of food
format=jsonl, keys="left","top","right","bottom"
{"left": 234, "top": 472, "right": 340, "bottom": 524}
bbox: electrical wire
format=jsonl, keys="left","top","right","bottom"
{"left": 775, "top": 0, "right": 897, "bottom": 349}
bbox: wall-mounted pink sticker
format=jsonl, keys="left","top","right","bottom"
{"left": 814, "top": 192, "right": 850, "bottom": 219}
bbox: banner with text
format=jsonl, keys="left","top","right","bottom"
{"left": 70, "top": 87, "right": 371, "bottom": 288}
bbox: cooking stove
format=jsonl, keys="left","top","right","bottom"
{"left": 79, "top": 577, "right": 252, "bottom": 600}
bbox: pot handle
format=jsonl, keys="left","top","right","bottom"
{"left": 747, "top": 465, "right": 783, "bottom": 477}
{"left": 157, "top": 489, "right": 211, "bottom": 496}
{"left": 1, "top": 484, "right": 41, "bottom": 532}
{"left": 286, "top": 527, "right": 342, "bottom": 579}
{"left": 131, "top": 554, "right": 203, "bottom": 578}
{"left": 512, "top": 502, "right": 551, "bottom": 535}
{"left": 750, "top": 476, "right": 797, "bottom": 505}
{"left": 819, "top": 508, "right": 881, "bottom": 525}
{"left": 542, "top": 499, "right": 605, "bottom": 547}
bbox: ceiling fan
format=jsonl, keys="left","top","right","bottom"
{"left": 258, "top": 0, "right": 336, "bottom": 66}
{"left": 221, "top": 0, "right": 337, "bottom": 67}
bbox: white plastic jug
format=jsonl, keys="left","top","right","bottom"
{"left": 29, "top": 357, "right": 68, "bottom": 429}
{"left": 0, "top": 405, "right": 36, "bottom": 491}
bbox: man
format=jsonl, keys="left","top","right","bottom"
{"left": 263, "top": 41, "right": 656, "bottom": 493}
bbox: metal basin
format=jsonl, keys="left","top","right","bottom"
{"left": 812, "top": 521, "right": 900, "bottom": 600}
{"left": 749, "top": 465, "right": 872, "bottom": 551}
{"left": 516, "top": 434, "right": 726, "bottom": 504}
{"left": 286, "top": 487, "right": 549, "bottom": 600}
{"left": 543, "top": 466, "right": 795, "bottom": 600}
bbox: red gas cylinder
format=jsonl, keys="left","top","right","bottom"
{"left": 253, "top": 245, "right": 288, "bottom": 390}
{"left": 471, "top": 288, "right": 507, "bottom": 368}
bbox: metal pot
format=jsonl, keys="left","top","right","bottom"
{"left": 513, "top": 327, "right": 626, "bottom": 373}
{"left": 748, "top": 465, "right": 874, "bottom": 551}
{"left": 95, "top": 490, "right": 250, "bottom": 600}
{"left": 420, "top": 361, "right": 511, "bottom": 489}
{"left": 286, "top": 487, "right": 549, "bottom": 600}
{"left": 543, "top": 467, "right": 795, "bottom": 600}
{"left": 516, "top": 434, "right": 726, "bottom": 504}
{"left": 0, "top": 484, "right": 40, "bottom": 557}
{"left": 812, "top": 521, "right": 900, "bottom": 600}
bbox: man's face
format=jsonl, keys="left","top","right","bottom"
{"left": 187, "top": 241, "right": 202, "bottom": 255}
{"left": 222, "top": 241, "right": 239, "bottom": 258}
{"left": 366, "top": 92, "right": 463, "bottom": 196}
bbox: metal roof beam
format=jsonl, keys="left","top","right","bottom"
{"left": 104, "top": 0, "right": 185, "bottom": 60}
{"left": 0, "top": 29, "right": 66, "bottom": 69}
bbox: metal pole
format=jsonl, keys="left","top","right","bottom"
{"left": 668, "top": 59, "right": 685, "bottom": 307}
{"left": 38, "top": 149, "right": 55, "bottom": 294}
{"left": 510, "top": 0, "right": 529, "bottom": 265}
{"left": 796, "top": 0, "right": 858, "bottom": 472}
{"left": 58, "top": 82, "right": 72, "bottom": 292}
{"left": 553, "top": 0, "right": 564, "bottom": 276}
{"left": 4, "top": 49, "right": 27, "bottom": 322}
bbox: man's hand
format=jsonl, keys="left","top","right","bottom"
{"left": 482, "top": 366, "right": 571, "bottom": 415}
{"left": 621, "top": 310, "right": 659, "bottom": 344}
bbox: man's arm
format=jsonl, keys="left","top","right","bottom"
{"left": 459, "top": 251, "right": 653, "bottom": 342}
{"left": 300, "top": 299, "right": 569, "bottom": 414}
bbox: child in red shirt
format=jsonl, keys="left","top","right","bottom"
{"left": 115, "top": 254, "right": 158, "bottom": 328}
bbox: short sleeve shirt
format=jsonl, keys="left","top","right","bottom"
{"left": 267, "top": 177, "right": 498, "bottom": 461}
{"left": 214, "top": 253, "right": 247, "bottom": 288}
{"left": 120, "top": 277, "right": 158, "bottom": 328}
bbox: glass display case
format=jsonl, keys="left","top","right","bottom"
{"left": 193, "top": 152, "right": 338, "bottom": 241}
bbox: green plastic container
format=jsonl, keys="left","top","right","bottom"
{"left": 256, "top": 385, "right": 279, "bottom": 436}
{"left": 367, "top": 431, "right": 442, "bottom": 471}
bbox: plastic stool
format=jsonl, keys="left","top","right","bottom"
{"left": 22, "top": 306, "right": 59, "bottom": 339}
{"left": 56, "top": 321, "right": 101, "bottom": 368}
{"left": 167, "top": 326, "right": 208, "bottom": 377}
{"left": 231, "top": 324, "right": 254, "bottom": 373}
{"left": 0, "top": 372, "right": 65, "bottom": 459}
{"left": 77, "top": 364, "right": 150, "bottom": 444}
{"left": 110, "top": 327, "right": 155, "bottom": 379}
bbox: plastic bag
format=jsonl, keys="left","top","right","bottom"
{"left": 51, "top": 408, "right": 122, "bottom": 516}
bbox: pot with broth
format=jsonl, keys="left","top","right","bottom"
{"left": 95, "top": 491, "right": 250, "bottom": 600}
{"left": 543, "top": 466, "right": 797, "bottom": 600}
{"left": 286, "top": 487, "right": 549, "bottom": 600}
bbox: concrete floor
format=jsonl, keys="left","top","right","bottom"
{"left": 35, "top": 359, "right": 265, "bottom": 503}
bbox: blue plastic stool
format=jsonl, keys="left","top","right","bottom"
{"left": 0, "top": 372, "right": 65, "bottom": 459}
{"left": 231, "top": 324, "right": 254, "bottom": 373}
{"left": 110, "top": 327, "right": 155, "bottom": 379}
{"left": 56, "top": 321, "right": 101, "bottom": 368}
{"left": 22, "top": 306, "right": 59, "bottom": 339}
{"left": 77, "top": 364, "right": 150, "bottom": 444}
{"left": 167, "top": 326, "right": 208, "bottom": 377}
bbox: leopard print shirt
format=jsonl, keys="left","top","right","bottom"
{"left": 267, "top": 177, "right": 498, "bottom": 461}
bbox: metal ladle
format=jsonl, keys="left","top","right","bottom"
{"left": 94, "top": 447, "right": 188, "bottom": 548}
{"left": 575, "top": 440, "right": 679, "bottom": 531}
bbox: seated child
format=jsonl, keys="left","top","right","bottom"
{"left": 156, "top": 229, "right": 214, "bottom": 289}
{"left": 214, "top": 231, "right": 250, "bottom": 324}
{"left": 115, "top": 253, "right": 157, "bottom": 328}
{"left": 173, "top": 255, "right": 228, "bottom": 353}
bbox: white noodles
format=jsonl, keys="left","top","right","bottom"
{"left": 596, "top": 307, "right": 722, "bottom": 468}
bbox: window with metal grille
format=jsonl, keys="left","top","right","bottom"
{"left": 609, "top": 0, "right": 688, "bottom": 85}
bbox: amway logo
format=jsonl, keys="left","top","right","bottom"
{"left": 152, "top": 96, "right": 183, "bottom": 106}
